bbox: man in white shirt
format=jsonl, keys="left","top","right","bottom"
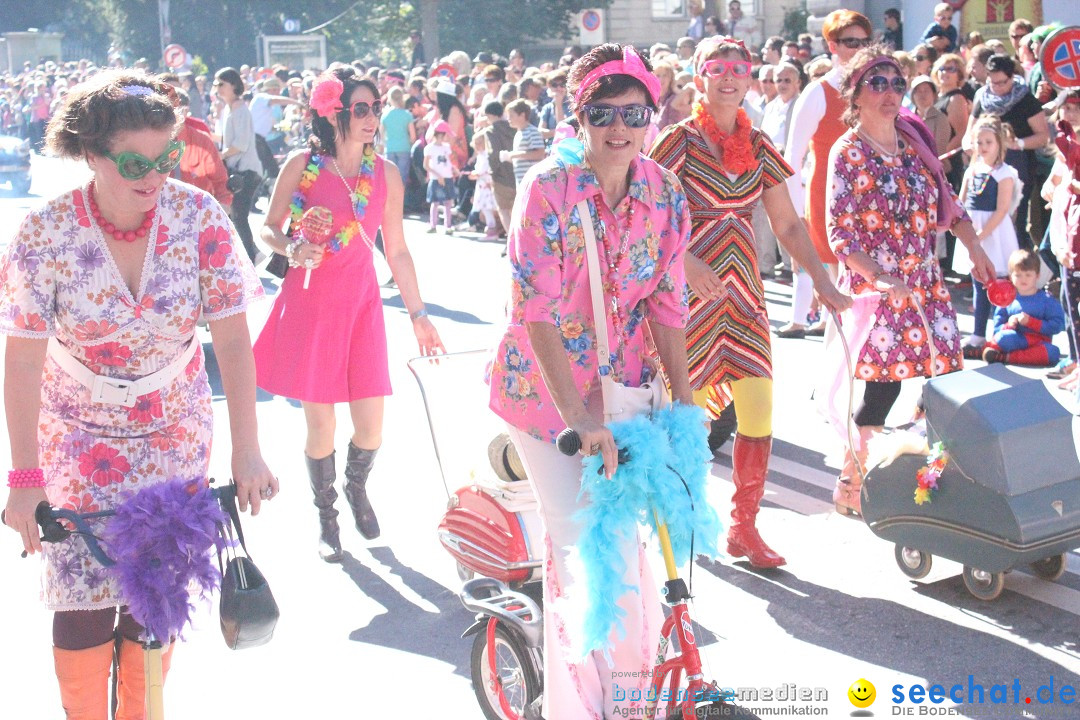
{"left": 247, "top": 77, "right": 299, "bottom": 175}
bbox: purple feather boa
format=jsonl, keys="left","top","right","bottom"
{"left": 102, "top": 478, "right": 228, "bottom": 642}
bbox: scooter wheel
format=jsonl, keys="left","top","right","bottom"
{"left": 695, "top": 699, "right": 762, "bottom": 719}
{"left": 894, "top": 545, "right": 932, "bottom": 580}
{"left": 962, "top": 566, "right": 1005, "bottom": 601}
{"left": 470, "top": 622, "right": 541, "bottom": 720}
{"left": 1029, "top": 553, "right": 1067, "bottom": 582}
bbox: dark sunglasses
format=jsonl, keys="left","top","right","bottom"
{"left": 582, "top": 103, "right": 652, "bottom": 129}
{"left": 836, "top": 37, "right": 871, "bottom": 49}
{"left": 549, "top": 82, "right": 565, "bottom": 89}
{"left": 915, "top": 55, "right": 928, "bottom": 62}
{"left": 862, "top": 75, "right": 908, "bottom": 95}
{"left": 938, "top": 66, "right": 960, "bottom": 74}
{"left": 105, "top": 139, "right": 185, "bottom": 180}
{"left": 348, "top": 100, "right": 382, "bottom": 119}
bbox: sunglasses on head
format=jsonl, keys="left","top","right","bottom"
{"left": 582, "top": 103, "right": 652, "bottom": 129}
{"left": 348, "top": 100, "right": 382, "bottom": 119}
{"left": 106, "top": 139, "right": 185, "bottom": 180}
{"left": 837, "top": 37, "right": 871, "bottom": 49}
{"left": 862, "top": 75, "right": 908, "bottom": 95}
{"left": 701, "top": 59, "right": 751, "bottom": 78}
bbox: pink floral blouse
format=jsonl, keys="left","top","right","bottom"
{"left": 488, "top": 155, "right": 690, "bottom": 442}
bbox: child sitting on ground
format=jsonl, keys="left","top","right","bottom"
{"left": 983, "top": 249, "right": 1066, "bottom": 366}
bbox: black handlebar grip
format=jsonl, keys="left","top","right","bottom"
{"left": 556, "top": 428, "right": 581, "bottom": 456}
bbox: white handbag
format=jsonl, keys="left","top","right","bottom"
{"left": 577, "top": 199, "right": 670, "bottom": 423}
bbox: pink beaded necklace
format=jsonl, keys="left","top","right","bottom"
{"left": 600, "top": 199, "right": 635, "bottom": 351}
{"left": 88, "top": 181, "right": 155, "bottom": 242}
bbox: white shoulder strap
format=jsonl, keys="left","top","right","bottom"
{"left": 577, "top": 199, "right": 619, "bottom": 419}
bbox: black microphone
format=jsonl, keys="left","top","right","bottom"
{"left": 556, "top": 428, "right": 581, "bottom": 456}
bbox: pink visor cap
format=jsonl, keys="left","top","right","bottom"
{"left": 573, "top": 46, "right": 662, "bottom": 107}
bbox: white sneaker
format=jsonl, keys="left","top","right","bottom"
{"left": 253, "top": 251, "right": 268, "bottom": 266}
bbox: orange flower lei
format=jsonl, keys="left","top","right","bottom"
{"left": 691, "top": 101, "right": 758, "bottom": 176}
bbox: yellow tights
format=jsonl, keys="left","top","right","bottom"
{"left": 692, "top": 377, "right": 773, "bottom": 439}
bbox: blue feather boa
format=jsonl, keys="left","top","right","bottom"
{"left": 572, "top": 402, "right": 720, "bottom": 657}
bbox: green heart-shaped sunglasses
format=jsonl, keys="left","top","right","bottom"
{"left": 105, "top": 139, "right": 186, "bottom": 180}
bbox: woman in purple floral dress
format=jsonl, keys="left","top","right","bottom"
{"left": 827, "top": 47, "right": 994, "bottom": 516}
{"left": 0, "top": 71, "right": 273, "bottom": 719}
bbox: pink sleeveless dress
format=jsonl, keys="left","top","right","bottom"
{"left": 253, "top": 154, "right": 391, "bottom": 403}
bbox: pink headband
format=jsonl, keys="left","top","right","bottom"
{"left": 851, "top": 56, "right": 903, "bottom": 90}
{"left": 574, "top": 46, "right": 662, "bottom": 106}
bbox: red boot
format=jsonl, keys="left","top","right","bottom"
{"left": 726, "top": 433, "right": 786, "bottom": 568}
{"left": 53, "top": 641, "right": 113, "bottom": 720}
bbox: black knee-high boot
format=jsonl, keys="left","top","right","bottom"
{"left": 343, "top": 442, "right": 380, "bottom": 540}
{"left": 306, "top": 452, "right": 343, "bottom": 562}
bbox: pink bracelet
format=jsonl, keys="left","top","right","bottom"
{"left": 7, "top": 468, "right": 45, "bottom": 488}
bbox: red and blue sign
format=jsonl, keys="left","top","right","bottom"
{"left": 1043, "top": 26, "right": 1080, "bottom": 90}
{"left": 432, "top": 62, "right": 457, "bottom": 81}
{"left": 582, "top": 10, "right": 601, "bottom": 32}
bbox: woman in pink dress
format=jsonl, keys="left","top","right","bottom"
{"left": 253, "top": 64, "right": 444, "bottom": 561}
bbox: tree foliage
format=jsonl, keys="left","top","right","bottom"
{"left": 3, "top": 0, "right": 611, "bottom": 71}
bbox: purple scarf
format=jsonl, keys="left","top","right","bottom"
{"left": 896, "top": 107, "right": 962, "bottom": 230}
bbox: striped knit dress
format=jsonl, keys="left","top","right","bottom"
{"left": 650, "top": 120, "right": 794, "bottom": 416}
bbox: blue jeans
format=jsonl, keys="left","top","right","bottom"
{"left": 386, "top": 151, "right": 410, "bottom": 187}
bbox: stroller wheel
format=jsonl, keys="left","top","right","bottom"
{"left": 894, "top": 545, "right": 932, "bottom": 580}
{"left": 470, "top": 622, "right": 541, "bottom": 720}
{"left": 1029, "top": 553, "right": 1067, "bottom": 582}
{"left": 962, "top": 566, "right": 1005, "bottom": 601}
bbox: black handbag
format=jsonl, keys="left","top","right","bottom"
{"left": 265, "top": 252, "right": 289, "bottom": 279}
{"left": 226, "top": 171, "right": 245, "bottom": 194}
{"left": 217, "top": 483, "right": 279, "bottom": 650}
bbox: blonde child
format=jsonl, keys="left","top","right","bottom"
{"left": 423, "top": 119, "right": 458, "bottom": 233}
{"left": 958, "top": 116, "right": 1022, "bottom": 356}
{"left": 469, "top": 132, "right": 499, "bottom": 240}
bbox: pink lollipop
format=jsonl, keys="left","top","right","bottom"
{"left": 986, "top": 278, "right": 1016, "bottom": 308}
{"left": 300, "top": 206, "right": 334, "bottom": 289}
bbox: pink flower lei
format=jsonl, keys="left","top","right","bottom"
{"left": 310, "top": 73, "right": 344, "bottom": 118}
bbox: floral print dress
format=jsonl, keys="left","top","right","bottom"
{"left": 0, "top": 181, "right": 262, "bottom": 610}
{"left": 827, "top": 131, "right": 966, "bottom": 381}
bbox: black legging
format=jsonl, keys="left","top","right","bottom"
{"left": 854, "top": 380, "right": 902, "bottom": 427}
{"left": 229, "top": 169, "right": 262, "bottom": 261}
{"left": 53, "top": 608, "right": 144, "bottom": 650}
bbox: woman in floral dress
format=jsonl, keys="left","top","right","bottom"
{"left": 489, "top": 44, "right": 692, "bottom": 719}
{"left": 827, "top": 47, "right": 994, "bottom": 515}
{"left": 0, "top": 71, "right": 272, "bottom": 719}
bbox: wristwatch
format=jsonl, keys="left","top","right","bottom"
{"left": 410, "top": 307, "right": 428, "bottom": 321}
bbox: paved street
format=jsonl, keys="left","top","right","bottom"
{"left": 1, "top": 154, "right": 1079, "bottom": 719}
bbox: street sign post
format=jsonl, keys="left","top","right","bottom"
{"left": 163, "top": 43, "right": 186, "bottom": 70}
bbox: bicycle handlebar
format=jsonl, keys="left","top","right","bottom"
{"left": 3, "top": 483, "right": 237, "bottom": 563}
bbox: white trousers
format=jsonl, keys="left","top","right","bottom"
{"left": 507, "top": 426, "right": 664, "bottom": 720}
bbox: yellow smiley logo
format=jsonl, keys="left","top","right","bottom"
{"left": 848, "top": 678, "right": 876, "bottom": 708}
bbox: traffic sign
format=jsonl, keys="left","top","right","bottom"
{"left": 163, "top": 43, "right": 186, "bottom": 69}
{"left": 433, "top": 63, "right": 457, "bottom": 81}
{"left": 1042, "top": 26, "right": 1080, "bottom": 90}
{"left": 582, "top": 10, "right": 601, "bottom": 32}
{"left": 283, "top": 18, "right": 301, "bottom": 34}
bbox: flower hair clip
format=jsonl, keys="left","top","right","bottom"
{"left": 310, "top": 74, "right": 345, "bottom": 118}
{"left": 121, "top": 85, "right": 155, "bottom": 97}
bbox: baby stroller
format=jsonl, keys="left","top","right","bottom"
{"left": 861, "top": 364, "right": 1080, "bottom": 599}
{"left": 408, "top": 351, "right": 544, "bottom": 720}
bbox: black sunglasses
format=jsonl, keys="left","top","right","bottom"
{"left": 348, "top": 100, "right": 382, "bottom": 119}
{"left": 837, "top": 37, "right": 871, "bottom": 49}
{"left": 582, "top": 103, "right": 652, "bottom": 129}
{"left": 862, "top": 75, "right": 908, "bottom": 95}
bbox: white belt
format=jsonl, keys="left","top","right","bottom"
{"left": 47, "top": 337, "right": 199, "bottom": 408}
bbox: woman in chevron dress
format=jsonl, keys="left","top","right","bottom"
{"left": 651, "top": 36, "right": 848, "bottom": 568}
